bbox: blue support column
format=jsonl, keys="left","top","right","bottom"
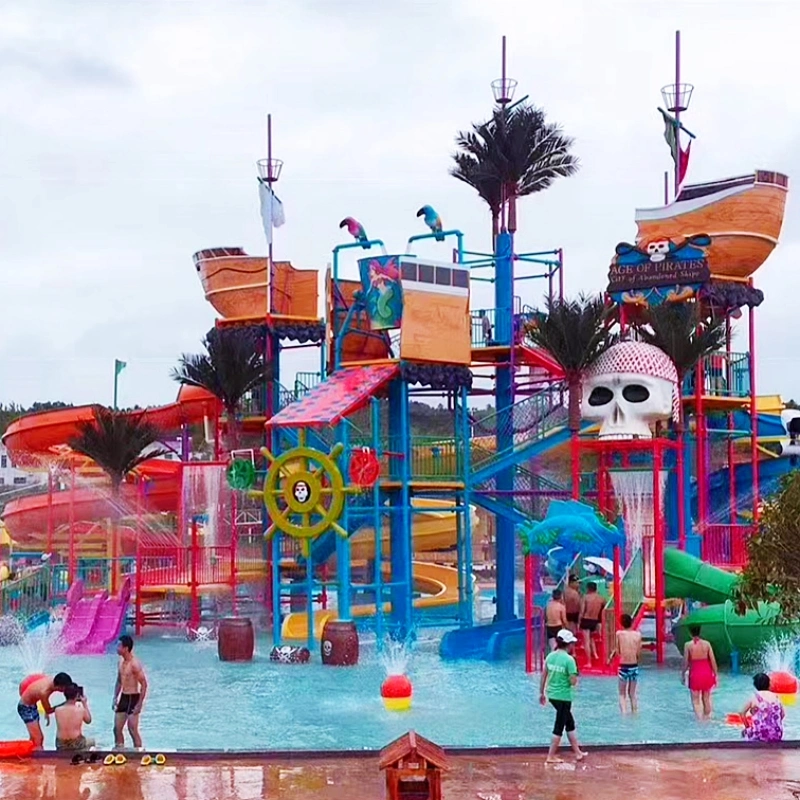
{"left": 388, "top": 377, "right": 413, "bottom": 636}
{"left": 335, "top": 420, "right": 352, "bottom": 621}
{"left": 494, "top": 231, "right": 516, "bottom": 620}
{"left": 371, "top": 397, "right": 385, "bottom": 646}
{"left": 458, "top": 384, "right": 474, "bottom": 626}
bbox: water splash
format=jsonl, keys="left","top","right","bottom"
{"left": 610, "top": 468, "right": 668, "bottom": 554}
{"left": 11, "top": 619, "right": 65, "bottom": 675}
{"left": 760, "top": 638, "right": 799, "bottom": 674}
{"left": 380, "top": 635, "right": 413, "bottom": 677}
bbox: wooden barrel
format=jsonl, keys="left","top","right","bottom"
{"left": 321, "top": 620, "right": 359, "bottom": 666}
{"left": 217, "top": 618, "right": 254, "bottom": 662}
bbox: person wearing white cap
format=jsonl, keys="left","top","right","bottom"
{"left": 539, "top": 628, "right": 587, "bottom": 764}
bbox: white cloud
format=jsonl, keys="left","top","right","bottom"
{"left": 1, "top": 0, "right": 799, "bottom": 407}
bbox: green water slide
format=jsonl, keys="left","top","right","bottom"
{"left": 665, "top": 549, "right": 787, "bottom": 664}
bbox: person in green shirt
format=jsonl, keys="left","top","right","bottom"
{"left": 539, "top": 628, "right": 587, "bottom": 764}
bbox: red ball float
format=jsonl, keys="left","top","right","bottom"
{"left": 769, "top": 670, "right": 798, "bottom": 704}
{"left": 381, "top": 674, "right": 413, "bottom": 712}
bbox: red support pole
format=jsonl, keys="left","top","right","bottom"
{"left": 231, "top": 490, "right": 238, "bottom": 616}
{"left": 190, "top": 517, "right": 199, "bottom": 631}
{"left": 135, "top": 477, "right": 143, "bottom": 636}
{"left": 749, "top": 296, "right": 759, "bottom": 525}
{"left": 653, "top": 443, "right": 665, "bottom": 664}
{"left": 612, "top": 544, "right": 622, "bottom": 639}
{"left": 677, "top": 429, "right": 687, "bottom": 550}
{"left": 571, "top": 434, "right": 580, "bottom": 500}
{"left": 68, "top": 464, "right": 76, "bottom": 587}
{"left": 695, "top": 352, "right": 707, "bottom": 537}
{"left": 46, "top": 471, "right": 54, "bottom": 555}
{"left": 524, "top": 553, "right": 533, "bottom": 674}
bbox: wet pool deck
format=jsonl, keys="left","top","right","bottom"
{"left": 2, "top": 744, "right": 800, "bottom": 799}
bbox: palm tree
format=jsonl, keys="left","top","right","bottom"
{"left": 525, "top": 294, "right": 617, "bottom": 433}
{"left": 451, "top": 102, "right": 579, "bottom": 237}
{"left": 68, "top": 407, "right": 167, "bottom": 591}
{"left": 171, "top": 327, "right": 274, "bottom": 450}
{"left": 631, "top": 303, "right": 727, "bottom": 429}
{"left": 68, "top": 406, "right": 167, "bottom": 495}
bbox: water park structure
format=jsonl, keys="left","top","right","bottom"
{"left": 0, "top": 30, "right": 796, "bottom": 703}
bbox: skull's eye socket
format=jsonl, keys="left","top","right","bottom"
{"left": 622, "top": 384, "right": 650, "bottom": 403}
{"left": 588, "top": 387, "right": 614, "bottom": 406}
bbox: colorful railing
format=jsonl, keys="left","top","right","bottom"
{"left": 702, "top": 524, "right": 753, "bottom": 568}
{"left": 471, "top": 384, "right": 567, "bottom": 475}
{"left": 0, "top": 566, "right": 55, "bottom": 628}
{"left": 682, "top": 351, "right": 750, "bottom": 398}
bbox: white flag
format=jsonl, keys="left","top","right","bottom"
{"left": 258, "top": 179, "right": 286, "bottom": 244}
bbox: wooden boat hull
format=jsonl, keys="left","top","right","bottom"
{"left": 193, "top": 247, "right": 318, "bottom": 320}
{"left": 635, "top": 171, "right": 788, "bottom": 280}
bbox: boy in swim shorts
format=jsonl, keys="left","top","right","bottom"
{"left": 615, "top": 613, "right": 642, "bottom": 714}
{"left": 545, "top": 589, "right": 569, "bottom": 650}
{"left": 18, "top": 672, "right": 73, "bottom": 749}
{"left": 113, "top": 635, "right": 148, "bottom": 749}
{"left": 579, "top": 582, "right": 605, "bottom": 668}
{"left": 55, "top": 683, "right": 95, "bottom": 751}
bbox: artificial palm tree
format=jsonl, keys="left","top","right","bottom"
{"left": 68, "top": 407, "right": 167, "bottom": 591}
{"left": 68, "top": 406, "right": 167, "bottom": 495}
{"left": 525, "top": 294, "right": 617, "bottom": 433}
{"left": 631, "top": 302, "right": 727, "bottom": 430}
{"left": 171, "top": 327, "right": 273, "bottom": 450}
{"left": 451, "top": 101, "right": 579, "bottom": 237}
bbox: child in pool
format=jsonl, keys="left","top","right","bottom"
{"left": 741, "top": 672, "right": 784, "bottom": 743}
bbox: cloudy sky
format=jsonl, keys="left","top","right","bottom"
{"left": 2, "top": 0, "right": 799, "bottom": 409}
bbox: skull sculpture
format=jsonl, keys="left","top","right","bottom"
{"left": 292, "top": 480, "right": 310, "bottom": 504}
{"left": 581, "top": 342, "right": 679, "bottom": 440}
{"left": 645, "top": 239, "right": 671, "bottom": 263}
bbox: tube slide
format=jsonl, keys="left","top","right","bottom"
{"left": 280, "top": 502, "right": 472, "bottom": 642}
{"left": 665, "top": 548, "right": 786, "bottom": 664}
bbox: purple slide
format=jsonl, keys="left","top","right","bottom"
{"left": 60, "top": 578, "right": 132, "bottom": 655}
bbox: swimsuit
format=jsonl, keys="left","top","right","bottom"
{"left": 17, "top": 702, "right": 39, "bottom": 724}
{"left": 580, "top": 618, "right": 599, "bottom": 632}
{"left": 546, "top": 625, "right": 561, "bottom": 640}
{"left": 743, "top": 693, "right": 783, "bottom": 743}
{"left": 56, "top": 735, "right": 95, "bottom": 751}
{"left": 618, "top": 664, "right": 639, "bottom": 682}
{"left": 687, "top": 656, "right": 716, "bottom": 692}
{"left": 115, "top": 693, "right": 141, "bottom": 715}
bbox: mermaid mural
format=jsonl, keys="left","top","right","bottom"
{"left": 358, "top": 256, "right": 403, "bottom": 330}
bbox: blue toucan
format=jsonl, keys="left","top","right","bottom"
{"left": 416, "top": 205, "right": 444, "bottom": 241}
{"left": 339, "top": 217, "right": 369, "bottom": 248}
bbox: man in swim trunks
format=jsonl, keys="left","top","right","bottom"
{"left": 55, "top": 683, "right": 95, "bottom": 751}
{"left": 545, "top": 589, "right": 569, "bottom": 650}
{"left": 18, "top": 672, "right": 73, "bottom": 749}
{"left": 113, "top": 634, "right": 148, "bottom": 749}
{"left": 579, "top": 582, "right": 605, "bottom": 668}
{"left": 615, "top": 613, "right": 642, "bottom": 714}
{"left": 564, "top": 575, "right": 581, "bottom": 634}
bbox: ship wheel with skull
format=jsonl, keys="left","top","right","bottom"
{"left": 253, "top": 430, "right": 356, "bottom": 554}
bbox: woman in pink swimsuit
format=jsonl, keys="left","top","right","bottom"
{"left": 680, "top": 625, "right": 718, "bottom": 719}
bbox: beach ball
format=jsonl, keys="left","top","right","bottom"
{"left": 381, "top": 675, "right": 413, "bottom": 712}
{"left": 769, "top": 670, "right": 798, "bottom": 705}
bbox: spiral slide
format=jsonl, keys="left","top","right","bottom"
{"left": 665, "top": 548, "right": 785, "bottom": 664}
{"left": 280, "top": 501, "right": 471, "bottom": 642}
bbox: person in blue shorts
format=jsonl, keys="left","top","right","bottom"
{"left": 615, "top": 613, "right": 642, "bottom": 714}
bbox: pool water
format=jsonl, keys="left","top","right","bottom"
{"left": 1, "top": 630, "right": 797, "bottom": 751}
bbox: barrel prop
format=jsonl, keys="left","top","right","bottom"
{"left": 217, "top": 618, "right": 255, "bottom": 662}
{"left": 321, "top": 620, "right": 359, "bottom": 666}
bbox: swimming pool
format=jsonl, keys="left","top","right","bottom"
{"left": 1, "top": 630, "right": 796, "bottom": 751}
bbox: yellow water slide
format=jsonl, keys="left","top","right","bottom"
{"left": 281, "top": 499, "right": 475, "bottom": 642}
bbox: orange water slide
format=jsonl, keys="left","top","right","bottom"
{"left": 1, "top": 386, "right": 218, "bottom": 546}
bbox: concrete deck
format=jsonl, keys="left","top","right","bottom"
{"left": 1, "top": 746, "right": 799, "bottom": 799}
